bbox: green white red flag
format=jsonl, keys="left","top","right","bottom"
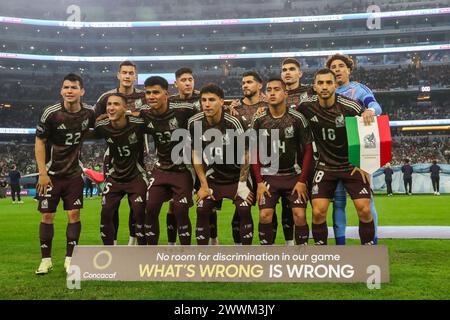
{"left": 346, "top": 115, "right": 392, "bottom": 174}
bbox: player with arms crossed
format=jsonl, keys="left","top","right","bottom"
{"left": 188, "top": 84, "right": 254, "bottom": 245}
{"left": 35, "top": 73, "right": 95, "bottom": 274}
{"left": 298, "top": 69, "right": 375, "bottom": 245}
{"left": 94, "top": 60, "right": 145, "bottom": 246}
{"left": 94, "top": 93, "right": 147, "bottom": 246}
{"left": 326, "top": 54, "right": 382, "bottom": 245}
{"left": 139, "top": 76, "right": 196, "bottom": 245}
{"left": 252, "top": 78, "right": 314, "bottom": 245}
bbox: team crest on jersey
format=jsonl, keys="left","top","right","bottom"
{"left": 285, "top": 125, "right": 294, "bottom": 139}
{"left": 128, "top": 132, "right": 138, "bottom": 144}
{"left": 168, "top": 117, "right": 179, "bottom": 130}
{"left": 312, "top": 184, "right": 319, "bottom": 195}
{"left": 335, "top": 114, "right": 345, "bottom": 128}
{"left": 81, "top": 119, "right": 89, "bottom": 131}
{"left": 222, "top": 132, "right": 231, "bottom": 145}
{"left": 364, "top": 132, "right": 376, "bottom": 149}
{"left": 41, "top": 199, "right": 48, "bottom": 209}
{"left": 193, "top": 100, "right": 201, "bottom": 110}
{"left": 135, "top": 99, "right": 143, "bottom": 109}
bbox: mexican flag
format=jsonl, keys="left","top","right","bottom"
{"left": 346, "top": 115, "right": 392, "bottom": 174}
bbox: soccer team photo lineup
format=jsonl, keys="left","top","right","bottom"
{"left": 0, "top": 0, "right": 449, "bottom": 301}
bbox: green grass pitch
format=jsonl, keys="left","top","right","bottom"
{"left": 0, "top": 194, "right": 449, "bottom": 300}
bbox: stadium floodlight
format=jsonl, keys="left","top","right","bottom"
{"left": 0, "top": 8, "right": 449, "bottom": 28}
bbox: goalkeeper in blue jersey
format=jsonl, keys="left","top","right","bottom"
{"left": 326, "top": 54, "right": 382, "bottom": 245}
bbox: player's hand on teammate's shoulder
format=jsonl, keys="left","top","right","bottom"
{"left": 292, "top": 181, "right": 308, "bottom": 204}
{"left": 351, "top": 167, "right": 370, "bottom": 184}
{"left": 361, "top": 109, "right": 375, "bottom": 125}
{"left": 225, "top": 99, "right": 241, "bottom": 116}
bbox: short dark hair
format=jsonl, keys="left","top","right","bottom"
{"left": 314, "top": 68, "right": 336, "bottom": 82}
{"left": 62, "top": 73, "right": 83, "bottom": 89}
{"left": 326, "top": 54, "right": 355, "bottom": 71}
{"left": 107, "top": 93, "right": 128, "bottom": 105}
{"left": 200, "top": 83, "right": 224, "bottom": 99}
{"left": 266, "top": 77, "right": 286, "bottom": 90}
{"left": 119, "top": 60, "right": 137, "bottom": 71}
{"left": 242, "top": 71, "right": 263, "bottom": 84}
{"left": 144, "top": 76, "right": 169, "bottom": 90}
{"left": 281, "top": 58, "right": 301, "bottom": 69}
{"left": 405, "top": 159, "right": 410, "bottom": 163}
{"left": 175, "top": 67, "right": 193, "bottom": 79}
{"left": 433, "top": 160, "right": 437, "bottom": 165}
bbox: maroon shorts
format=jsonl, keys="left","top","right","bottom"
{"left": 310, "top": 168, "right": 371, "bottom": 200}
{"left": 198, "top": 180, "right": 249, "bottom": 209}
{"left": 38, "top": 175, "right": 84, "bottom": 213}
{"left": 147, "top": 169, "right": 193, "bottom": 206}
{"left": 258, "top": 174, "right": 307, "bottom": 209}
{"left": 101, "top": 175, "right": 148, "bottom": 213}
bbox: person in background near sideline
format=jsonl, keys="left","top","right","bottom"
{"left": 9, "top": 164, "right": 23, "bottom": 204}
{"left": 430, "top": 160, "right": 441, "bottom": 196}
{"left": 401, "top": 159, "right": 413, "bottom": 195}
{"left": 384, "top": 163, "right": 393, "bottom": 196}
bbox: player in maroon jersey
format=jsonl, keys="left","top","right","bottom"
{"left": 35, "top": 73, "right": 95, "bottom": 275}
{"left": 94, "top": 94, "right": 148, "bottom": 246}
{"left": 252, "top": 78, "right": 314, "bottom": 245}
{"left": 94, "top": 60, "right": 145, "bottom": 246}
{"left": 139, "top": 76, "right": 196, "bottom": 245}
{"left": 189, "top": 84, "right": 254, "bottom": 245}
{"left": 297, "top": 69, "right": 374, "bottom": 245}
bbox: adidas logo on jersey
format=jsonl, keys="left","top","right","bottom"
{"left": 57, "top": 124, "right": 67, "bottom": 130}
{"left": 310, "top": 116, "right": 319, "bottom": 123}
{"left": 196, "top": 235, "right": 206, "bottom": 240}
{"left": 294, "top": 198, "right": 303, "bottom": 204}
{"left": 73, "top": 199, "right": 82, "bottom": 206}
{"left": 147, "top": 122, "right": 154, "bottom": 129}
{"left": 179, "top": 197, "right": 188, "bottom": 204}
{"left": 239, "top": 201, "right": 249, "bottom": 207}
{"left": 134, "top": 196, "right": 143, "bottom": 203}
{"left": 359, "top": 188, "right": 369, "bottom": 195}
{"left": 106, "top": 138, "right": 114, "bottom": 144}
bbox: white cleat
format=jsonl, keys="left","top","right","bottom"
{"left": 437, "top": 192, "right": 440, "bottom": 196}
{"left": 210, "top": 238, "right": 219, "bottom": 245}
{"left": 64, "top": 257, "right": 72, "bottom": 273}
{"left": 35, "top": 258, "right": 53, "bottom": 275}
{"left": 128, "top": 236, "right": 137, "bottom": 246}
{"left": 18, "top": 200, "right": 24, "bottom": 204}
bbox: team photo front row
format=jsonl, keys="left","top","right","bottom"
{"left": 34, "top": 57, "right": 381, "bottom": 275}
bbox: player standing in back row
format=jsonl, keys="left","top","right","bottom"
{"left": 35, "top": 73, "right": 95, "bottom": 275}
{"left": 326, "top": 54, "right": 383, "bottom": 245}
